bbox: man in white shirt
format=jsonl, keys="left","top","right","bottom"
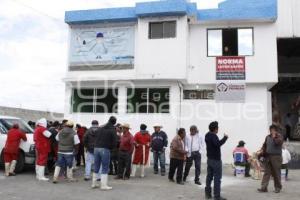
{"left": 183, "top": 125, "right": 205, "bottom": 185}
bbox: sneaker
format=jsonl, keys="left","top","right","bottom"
{"left": 257, "top": 188, "right": 268, "bottom": 193}
{"left": 195, "top": 180, "right": 202, "bottom": 185}
{"left": 274, "top": 188, "right": 281, "bottom": 193}
{"left": 169, "top": 179, "right": 175, "bottom": 182}
{"left": 177, "top": 181, "right": 184, "bottom": 185}
{"left": 214, "top": 197, "right": 227, "bottom": 200}
{"left": 205, "top": 193, "right": 212, "bottom": 199}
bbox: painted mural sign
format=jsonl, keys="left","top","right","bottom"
{"left": 69, "top": 26, "right": 135, "bottom": 66}
{"left": 215, "top": 57, "right": 246, "bottom": 103}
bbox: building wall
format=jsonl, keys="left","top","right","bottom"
{"left": 188, "top": 22, "right": 278, "bottom": 85}
{"left": 135, "top": 16, "right": 188, "bottom": 80}
{"left": 180, "top": 84, "right": 271, "bottom": 162}
{"left": 277, "top": 0, "right": 300, "bottom": 37}
{"left": 64, "top": 81, "right": 271, "bottom": 163}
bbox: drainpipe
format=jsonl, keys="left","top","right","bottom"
{"left": 177, "top": 81, "right": 183, "bottom": 129}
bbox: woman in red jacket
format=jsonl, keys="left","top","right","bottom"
{"left": 4, "top": 123, "right": 27, "bottom": 176}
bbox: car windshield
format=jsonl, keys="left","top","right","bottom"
{"left": 1, "top": 118, "right": 34, "bottom": 134}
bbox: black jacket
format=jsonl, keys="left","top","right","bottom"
{"left": 94, "top": 122, "right": 117, "bottom": 150}
{"left": 83, "top": 126, "right": 98, "bottom": 153}
{"left": 151, "top": 131, "right": 168, "bottom": 152}
{"left": 205, "top": 132, "right": 228, "bottom": 161}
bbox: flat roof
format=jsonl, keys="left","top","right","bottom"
{"left": 65, "top": 0, "right": 277, "bottom": 25}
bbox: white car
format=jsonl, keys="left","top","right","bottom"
{"left": 0, "top": 115, "right": 36, "bottom": 172}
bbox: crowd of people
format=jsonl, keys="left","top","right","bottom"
{"left": 2, "top": 116, "right": 292, "bottom": 200}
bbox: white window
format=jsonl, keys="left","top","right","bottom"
{"left": 207, "top": 28, "right": 254, "bottom": 56}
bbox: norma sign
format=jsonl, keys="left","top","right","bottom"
{"left": 215, "top": 57, "right": 246, "bottom": 103}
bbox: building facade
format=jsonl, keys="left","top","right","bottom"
{"left": 64, "top": 0, "right": 300, "bottom": 163}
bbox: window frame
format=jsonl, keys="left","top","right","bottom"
{"left": 126, "top": 87, "right": 170, "bottom": 114}
{"left": 71, "top": 88, "right": 118, "bottom": 114}
{"left": 148, "top": 21, "right": 177, "bottom": 39}
{"left": 206, "top": 27, "right": 254, "bottom": 57}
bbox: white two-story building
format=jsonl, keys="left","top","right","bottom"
{"left": 64, "top": 0, "right": 300, "bottom": 163}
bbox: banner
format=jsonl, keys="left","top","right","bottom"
{"left": 69, "top": 26, "right": 135, "bottom": 67}
{"left": 216, "top": 57, "right": 246, "bottom": 103}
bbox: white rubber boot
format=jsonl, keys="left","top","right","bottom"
{"left": 35, "top": 165, "right": 40, "bottom": 180}
{"left": 9, "top": 160, "right": 17, "bottom": 176}
{"left": 141, "top": 165, "right": 145, "bottom": 178}
{"left": 67, "top": 167, "right": 77, "bottom": 182}
{"left": 91, "top": 173, "right": 100, "bottom": 188}
{"left": 101, "top": 174, "right": 112, "bottom": 190}
{"left": 53, "top": 166, "right": 61, "bottom": 183}
{"left": 131, "top": 164, "right": 137, "bottom": 177}
{"left": 5, "top": 163, "right": 10, "bottom": 176}
{"left": 38, "top": 166, "right": 49, "bottom": 181}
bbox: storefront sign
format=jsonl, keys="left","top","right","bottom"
{"left": 216, "top": 57, "right": 245, "bottom": 80}
{"left": 216, "top": 57, "right": 246, "bottom": 103}
{"left": 183, "top": 90, "right": 214, "bottom": 100}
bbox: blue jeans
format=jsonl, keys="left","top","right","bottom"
{"left": 94, "top": 148, "right": 111, "bottom": 175}
{"left": 153, "top": 151, "right": 166, "bottom": 173}
{"left": 85, "top": 151, "right": 101, "bottom": 178}
{"left": 56, "top": 153, "right": 74, "bottom": 168}
{"left": 205, "top": 159, "right": 222, "bottom": 198}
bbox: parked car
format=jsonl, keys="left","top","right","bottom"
{"left": 0, "top": 116, "right": 36, "bottom": 172}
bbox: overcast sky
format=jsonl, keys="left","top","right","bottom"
{"left": 0, "top": 0, "right": 224, "bottom": 113}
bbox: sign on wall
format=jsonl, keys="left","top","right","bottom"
{"left": 215, "top": 57, "right": 246, "bottom": 103}
{"left": 183, "top": 90, "right": 214, "bottom": 100}
{"left": 69, "top": 26, "right": 135, "bottom": 67}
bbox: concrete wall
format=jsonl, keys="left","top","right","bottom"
{"left": 0, "top": 106, "right": 64, "bottom": 122}
{"left": 188, "top": 22, "right": 278, "bottom": 85}
{"left": 277, "top": 0, "right": 300, "bottom": 37}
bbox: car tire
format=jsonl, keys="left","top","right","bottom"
{"left": 15, "top": 151, "right": 25, "bottom": 173}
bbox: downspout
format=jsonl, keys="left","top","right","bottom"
{"left": 177, "top": 81, "right": 183, "bottom": 129}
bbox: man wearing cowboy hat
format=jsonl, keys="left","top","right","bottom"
{"left": 116, "top": 123, "right": 134, "bottom": 180}
{"left": 151, "top": 123, "right": 168, "bottom": 176}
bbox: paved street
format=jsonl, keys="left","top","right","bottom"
{"left": 0, "top": 165, "right": 299, "bottom": 200}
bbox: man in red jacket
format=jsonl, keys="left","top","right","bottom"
{"left": 3, "top": 123, "right": 27, "bottom": 176}
{"left": 34, "top": 118, "right": 51, "bottom": 181}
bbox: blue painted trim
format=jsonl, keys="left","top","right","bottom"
{"left": 65, "top": 0, "right": 277, "bottom": 25}
{"left": 198, "top": 0, "right": 277, "bottom": 22}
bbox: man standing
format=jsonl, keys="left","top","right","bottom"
{"left": 34, "top": 118, "right": 52, "bottom": 181}
{"left": 116, "top": 124, "right": 134, "bottom": 180}
{"left": 48, "top": 121, "right": 60, "bottom": 171}
{"left": 53, "top": 121, "right": 79, "bottom": 183}
{"left": 258, "top": 125, "right": 284, "bottom": 193}
{"left": 131, "top": 124, "right": 151, "bottom": 178}
{"left": 93, "top": 116, "right": 117, "bottom": 190}
{"left": 183, "top": 125, "right": 205, "bottom": 185}
{"left": 83, "top": 120, "right": 99, "bottom": 181}
{"left": 76, "top": 124, "right": 86, "bottom": 166}
{"left": 168, "top": 128, "right": 187, "bottom": 185}
{"left": 151, "top": 124, "right": 168, "bottom": 176}
{"left": 205, "top": 121, "right": 228, "bottom": 200}
{"left": 3, "top": 124, "right": 27, "bottom": 176}
{"left": 109, "top": 123, "right": 121, "bottom": 175}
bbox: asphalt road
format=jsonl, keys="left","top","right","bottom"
{"left": 0, "top": 165, "right": 299, "bottom": 200}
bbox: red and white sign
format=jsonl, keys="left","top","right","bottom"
{"left": 216, "top": 57, "right": 246, "bottom": 80}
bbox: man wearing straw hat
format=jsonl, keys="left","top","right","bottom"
{"left": 151, "top": 123, "right": 168, "bottom": 176}
{"left": 131, "top": 124, "right": 151, "bottom": 178}
{"left": 115, "top": 123, "right": 134, "bottom": 180}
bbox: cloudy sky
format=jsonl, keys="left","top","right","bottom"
{"left": 0, "top": 0, "right": 224, "bottom": 113}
